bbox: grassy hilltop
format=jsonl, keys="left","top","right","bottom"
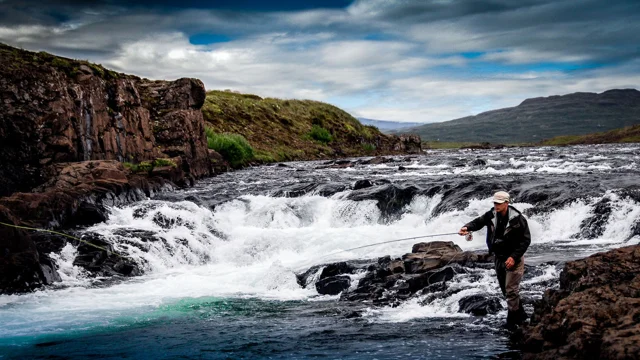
{"left": 202, "top": 90, "right": 400, "bottom": 163}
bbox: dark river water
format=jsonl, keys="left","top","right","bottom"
{"left": 1, "top": 144, "right": 639, "bottom": 359}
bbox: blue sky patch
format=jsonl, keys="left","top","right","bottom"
{"left": 189, "top": 34, "right": 232, "bottom": 45}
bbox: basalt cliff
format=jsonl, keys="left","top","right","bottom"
{"left": 0, "top": 43, "right": 220, "bottom": 293}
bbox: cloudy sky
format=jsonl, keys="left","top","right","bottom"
{"left": 1, "top": 0, "right": 639, "bottom": 123}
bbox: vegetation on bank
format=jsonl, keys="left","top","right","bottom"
{"left": 1, "top": 43, "right": 120, "bottom": 79}
{"left": 423, "top": 141, "right": 484, "bottom": 149}
{"left": 123, "top": 158, "right": 177, "bottom": 173}
{"left": 540, "top": 124, "right": 640, "bottom": 146}
{"left": 201, "top": 90, "right": 386, "bottom": 162}
{"left": 205, "top": 128, "right": 255, "bottom": 167}
{"left": 422, "top": 124, "right": 640, "bottom": 149}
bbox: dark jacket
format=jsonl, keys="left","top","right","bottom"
{"left": 464, "top": 205, "right": 531, "bottom": 262}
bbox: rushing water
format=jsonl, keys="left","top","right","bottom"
{"left": 1, "top": 144, "right": 639, "bottom": 359}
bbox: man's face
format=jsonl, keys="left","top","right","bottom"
{"left": 494, "top": 201, "right": 509, "bottom": 214}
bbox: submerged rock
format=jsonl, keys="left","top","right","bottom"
{"left": 458, "top": 295, "right": 503, "bottom": 316}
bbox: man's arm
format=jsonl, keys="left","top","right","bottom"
{"left": 459, "top": 211, "right": 491, "bottom": 234}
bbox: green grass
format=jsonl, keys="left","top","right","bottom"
{"left": 205, "top": 128, "right": 255, "bottom": 167}
{"left": 539, "top": 124, "right": 640, "bottom": 146}
{"left": 308, "top": 125, "right": 333, "bottom": 144}
{"left": 423, "top": 141, "right": 481, "bottom": 149}
{"left": 123, "top": 158, "right": 176, "bottom": 173}
{"left": 153, "top": 158, "right": 177, "bottom": 167}
{"left": 362, "top": 143, "right": 376, "bottom": 152}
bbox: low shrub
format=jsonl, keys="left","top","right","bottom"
{"left": 362, "top": 143, "right": 376, "bottom": 152}
{"left": 206, "top": 128, "right": 254, "bottom": 167}
{"left": 309, "top": 125, "right": 333, "bottom": 144}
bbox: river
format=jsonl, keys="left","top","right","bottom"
{"left": 1, "top": 144, "right": 639, "bottom": 359}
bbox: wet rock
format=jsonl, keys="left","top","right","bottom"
{"left": 359, "top": 157, "right": 393, "bottom": 165}
{"left": 270, "top": 182, "right": 318, "bottom": 197}
{"left": 299, "top": 241, "right": 492, "bottom": 306}
{"left": 471, "top": 158, "right": 487, "bottom": 166}
{"left": 314, "top": 183, "right": 348, "bottom": 197}
{"left": 458, "top": 295, "right": 503, "bottom": 316}
{"left": 320, "top": 262, "right": 357, "bottom": 278}
{"left": 0, "top": 204, "right": 58, "bottom": 294}
{"left": 579, "top": 198, "right": 612, "bottom": 238}
{"left": 316, "top": 275, "right": 351, "bottom": 295}
{"left": 347, "top": 184, "right": 419, "bottom": 220}
{"left": 353, "top": 180, "right": 373, "bottom": 190}
{"left": 518, "top": 244, "right": 640, "bottom": 359}
{"left": 72, "top": 233, "right": 141, "bottom": 277}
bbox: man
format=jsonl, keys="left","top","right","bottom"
{"left": 458, "top": 191, "right": 531, "bottom": 328}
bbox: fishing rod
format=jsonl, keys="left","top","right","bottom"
{"left": 320, "top": 231, "right": 460, "bottom": 259}
{"left": 0, "top": 221, "right": 131, "bottom": 259}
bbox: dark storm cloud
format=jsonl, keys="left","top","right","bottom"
{"left": 0, "top": 0, "right": 638, "bottom": 123}
{"left": 354, "top": 0, "right": 640, "bottom": 64}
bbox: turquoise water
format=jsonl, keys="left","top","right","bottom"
{"left": 0, "top": 297, "right": 516, "bottom": 359}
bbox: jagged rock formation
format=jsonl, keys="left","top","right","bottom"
{"left": 297, "top": 241, "right": 493, "bottom": 307}
{"left": 518, "top": 245, "right": 640, "bottom": 359}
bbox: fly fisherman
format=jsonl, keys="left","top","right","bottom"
{"left": 458, "top": 191, "right": 531, "bottom": 328}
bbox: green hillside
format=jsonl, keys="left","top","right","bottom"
{"left": 202, "top": 90, "right": 411, "bottom": 162}
{"left": 397, "top": 89, "right": 640, "bottom": 144}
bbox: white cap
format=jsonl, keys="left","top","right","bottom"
{"left": 493, "top": 191, "right": 510, "bottom": 204}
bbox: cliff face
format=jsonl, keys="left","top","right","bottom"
{"left": 0, "top": 44, "right": 217, "bottom": 294}
{"left": 0, "top": 44, "right": 211, "bottom": 197}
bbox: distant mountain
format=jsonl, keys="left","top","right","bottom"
{"left": 357, "top": 118, "right": 423, "bottom": 132}
{"left": 394, "top": 89, "right": 640, "bottom": 144}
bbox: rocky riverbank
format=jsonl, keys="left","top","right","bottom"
{"left": 517, "top": 244, "right": 640, "bottom": 360}
{"left": 297, "top": 239, "right": 640, "bottom": 359}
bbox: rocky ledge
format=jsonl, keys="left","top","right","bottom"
{"left": 518, "top": 244, "right": 640, "bottom": 359}
{"left": 297, "top": 241, "right": 498, "bottom": 311}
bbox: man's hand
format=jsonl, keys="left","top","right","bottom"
{"left": 505, "top": 257, "right": 515, "bottom": 270}
{"left": 458, "top": 226, "right": 468, "bottom": 236}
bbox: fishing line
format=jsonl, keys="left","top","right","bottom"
{"left": 0, "top": 221, "right": 131, "bottom": 260}
{"left": 321, "top": 231, "right": 460, "bottom": 259}
{"left": 293, "top": 231, "right": 462, "bottom": 273}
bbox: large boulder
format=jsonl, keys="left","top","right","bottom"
{"left": 518, "top": 245, "right": 640, "bottom": 359}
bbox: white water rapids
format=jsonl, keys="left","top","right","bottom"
{"left": 1, "top": 144, "right": 640, "bottom": 344}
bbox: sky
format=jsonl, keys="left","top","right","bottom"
{"left": 1, "top": 0, "right": 639, "bottom": 123}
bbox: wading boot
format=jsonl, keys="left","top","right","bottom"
{"left": 515, "top": 305, "right": 528, "bottom": 325}
{"left": 505, "top": 310, "right": 518, "bottom": 331}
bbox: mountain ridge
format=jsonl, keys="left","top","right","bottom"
{"left": 395, "top": 89, "right": 640, "bottom": 143}
{"left": 356, "top": 118, "right": 423, "bottom": 131}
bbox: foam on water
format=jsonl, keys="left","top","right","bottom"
{"left": 2, "top": 148, "right": 640, "bottom": 340}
